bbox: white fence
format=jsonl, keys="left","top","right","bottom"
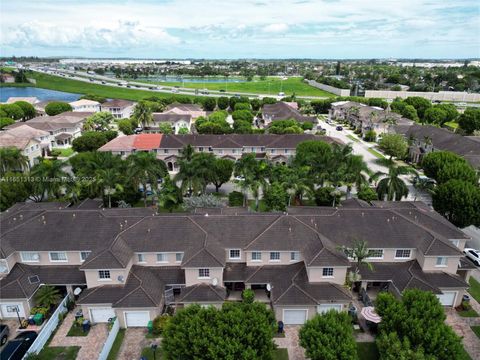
{"left": 98, "top": 317, "right": 120, "bottom": 360}
{"left": 23, "top": 294, "right": 69, "bottom": 357}
{"left": 305, "top": 80, "right": 351, "bottom": 97}
{"left": 364, "top": 90, "right": 480, "bottom": 103}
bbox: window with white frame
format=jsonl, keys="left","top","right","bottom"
{"left": 20, "top": 252, "right": 39, "bottom": 262}
{"left": 395, "top": 249, "right": 411, "bottom": 259}
{"left": 137, "top": 253, "right": 146, "bottom": 263}
{"left": 290, "top": 251, "right": 300, "bottom": 261}
{"left": 98, "top": 270, "right": 111, "bottom": 280}
{"left": 436, "top": 257, "right": 447, "bottom": 267}
{"left": 322, "top": 267, "right": 334, "bottom": 277}
{"left": 156, "top": 253, "right": 168, "bottom": 263}
{"left": 270, "top": 252, "right": 280, "bottom": 261}
{"left": 80, "top": 251, "right": 91, "bottom": 262}
{"left": 251, "top": 251, "right": 262, "bottom": 261}
{"left": 175, "top": 253, "right": 183, "bottom": 262}
{"left": 229, "top": 249, "right": 241, "bottom": 260}
{"left": 49, "top": 252, "right": 67, "bottom": 262}
{"left": 198, "top": 268, "right": 210, "bottom": 278}
{"left": 367, "top": 249, "right": 384, "bottom": 259}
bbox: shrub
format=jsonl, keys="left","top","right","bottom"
{"left": 45, "top": 101, "right": 72, "bottom": 116}
{"left": 314, "top": 187, "right": 338, "bottom": 206}
{"left": 0, "top": 103, "right": 24, "bottom": 120}
{"left": 242, "top": 289, "right": 255, "bottom": 304}
{"left": 363, "top": 129, "right": 376, "bottom": 142}
{"left": 357, "top": 187, "right": 378, "bottom": 202}
{"left": 0, "top": 117, "right": 14, "bottom": 129}
{"left": 30, "top": 306, "right": 49, "bottom": 316}
{"left": 14, "top": 101, "right": 36, "bottom": 119}
{"left": 234, "top": 102, "right": 251, "bottom": 111}
{"left": 228, "top": 191, "right": 244, "bottom": 207}
{"left": 461, "top": 301, "right": 472, "bottom": 311}
{"left": 50, "top": 149, "right": 62, "bottom": 158}
{"left": 152, "top": 314, "right": 171, "bottom": 335}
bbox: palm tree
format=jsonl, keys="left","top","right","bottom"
{"left": 327, "top": 144, "right": 354, "bottom": 206}
{"left": 174, "top": 148, "right": 214, "bottom": 196}
{"left": 35, "top": 285, "right": 61, "bottom": 309}
{"left": 280, "top": 168, "right": 314, "bottom": 206}
{"left": 95, "top": 168, "right": 124, "bottom": 208}
{"left": 30, "top": 159, "right": 70, "bottom": 200}
{"left": 0, "top": 147, "right": 29, "bottom": 175}
{"left": 371, "top": 163, "right": 414, "bottom": 201}
{"left": 338, "top": 239, "right": 374, "bottom": 285}
{"left": 127, "top": 152, "right": 167, "bottom": 207}
{"left": 132, "top": 100, "right": 153, "bottom": 128}
{"left": 343, "top": 155, "right": 370, "bottom": 199}
{"left": 158, "top": 176, "right": 182, "bottom": 212}
{"left": 234, "top": 154, "right": 268, "bottom": 211}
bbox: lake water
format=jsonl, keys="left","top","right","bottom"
{"left": 0, "top": 87, "right": 81, "bottom": 102}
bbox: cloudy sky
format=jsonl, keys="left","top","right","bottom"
{"left": 1, "top": 0, "right": 479, "bottom": 59}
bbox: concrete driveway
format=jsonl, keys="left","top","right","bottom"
{"left": 274, "top": 325, "right": 305, "bottom": 360}
{"left": 117, "top": 328, "right": 151, "bottom": 360}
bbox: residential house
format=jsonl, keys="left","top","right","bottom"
{"left": 262, "top": 102, "right": 317, "bottom": 127}
{"left": 5, "top": 112, "right": 90, "bottom": 148}
{"left": 0, "top": 200, "right": 472, "bottom": 327}
{"left": 393, "top": 124, "right": 480, "bottom": 169}
{"left": 0, "top": 132, "right": 42, "bottom": 167}
{"left": 1, "top": 124, "right": 51, "bottom": 155}
{"left": 99, "top": 134, "right": 342, "bottom": 172}
{"left": 100, "top": 99, "right": 136, "bottom": 119}
{"left": 164, "top": 103, "right": 207, "bottom": 120}
{"left": 144, "top": 113, "right": 192, "bottom": 134}
{"left": 69, "top": 99, "right": 101, "bottom": 113}
{"left": 330, "top": 101, "right": 413, "bottom": 135}
{"left": 98, "top": 133, "right": 162, "bottom": 157}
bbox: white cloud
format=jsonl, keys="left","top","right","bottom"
{"left": 263, "top": 23, "right": 289, "bottom": 33}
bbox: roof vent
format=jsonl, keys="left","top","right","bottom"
{"left": 41, "top": 215, "right": 45, "bottom": 220}
{"left": 43, "top": 221, "right": 47, "bottom": 225}
{"left": 13, "top": 217, "right": 16, "bottom": 221}
{"left": 288, "top": 227, "right": 292, "bottom": 232}
{"left": 361, "top": 212, "right": 364, "bottom": 217}
{"left": 387, "top": 218, "right": 390, "bottom": 223}
{"left": 19, "top": 214, "right": 23, "bottom": 220}
{"left": 72, "top": 213, "right": 76, "bottom": 218}
{"left": 28, "top": 275, "right": 40, "bottom": 284}
{"left": 205, "top": 213, "right": 209, "bottom": 217}
{"left": 147, "top": 228, "right": 151, "bottom": 233}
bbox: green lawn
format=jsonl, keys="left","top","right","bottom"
{"left": 139, "top": 76, "right": 333, "bottom": 97}
{"left": 460, "top": 347, "right": 473, "bottom": 360}
{"left": 468, "top": 277, "right": 480, "bottom": 303}
{"left": 457, "top": 308, "right": 479, "bottom": 317}
{"left": 106, "top": 329, "right": 126, "bottom": 360}
{"left": 23, "top": 72, "right": 194, "bottom": 101}
{"left": 357, "top": 342, "right": 379, "bottom": 360}
{"left": 66, "top": 321, "right": 89, "bottom": 336}
{"left": 367, "top": 147, "right": 386, "bottom": 159}
{"left": 247, "top": 199, "right": 268, "bottom": 212}
{"left": 58, "top": 148, "right": 75, "bottom": 157}
{"left": 36, "top": 346, "right": 80, "bottom": 360}
{"left": 346, "top": 134, "right": 360, "bottom": 143}
{"left": 141, "top": 346, "right": 163, "bottom": 360}
{"left": 273, "top": 348, "right": 289, "bottom": 360}
{"left": 444, "top": 121, "right": 459, "bottom": 130}
{"left": 471, "top": 326, "right": 480, "bottom": 339}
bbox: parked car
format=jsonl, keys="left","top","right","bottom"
{"left": 0, "top": 324, "right": 9, "bottom": 346}
{"left": 336, "top": 126, "right": 343, "bottom": 131}
{"left": 464, "top": 248, "right": 480, "bottom": 266}
{"left": 234, "top": 176, "right": 245, "bottom": 181}
{"left": 0, "top": 331, "right": 37, "bottom": 360}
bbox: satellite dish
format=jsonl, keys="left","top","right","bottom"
{"left": 117, "top": 275, "right": 125, "bottom": 283}
{"left": 212, "top": 278, "right": 218, "bottom": 286}
{"left": 266, "top": 284, "right": 272, "bottom": 291}
{"left": 73, "top": 287, "right": 82, "bottom": 296}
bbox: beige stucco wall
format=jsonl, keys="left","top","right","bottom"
{"left": 133, "top": 252, "right": 183, "bottom": 266}
{"left": 245, "top": 251, "right": 303, "bottom": 266}
{"left": 83, "top": 259, "right": 133, "bottom": 288}
{"left": 306, "top": 267, "right": 348, "bottom": 285}
{"left": 5, "top": 252, "right": 19, "bottom": 273}
{"left": 184, "top": 267, "right": 223, "bottom": 286}
{"left": 417, "top": 253, "right": 460, "bottom": 274}
{"left": 17, "top": 250, "right": 89, "bottom": 265}
{"left": 358, "top": 248, "right": 417, "bottom": 263}
{"left": 274, "top": 303, "right": 349, "bottom": 322}
{"left": 0, "top": 298, "right": 34, "bottom": 319}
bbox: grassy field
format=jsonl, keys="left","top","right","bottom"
{"left": 36, "top": 346, "right": 80, "bottom": 360}
{"left": 66, "top": 321, "right": 89, "bottom": 336}
{"left": 457, "top": 308, "right": 479, "bottom": 317}
{"left": 469, "top": 277, "right": 480, "bottom": 303}
{"left": 18, "top": 72, "right": 192, "bottom": 101}
{"left": 107, "top": 329, "right": 126, "bottom": 360}
{"left": 367, "top": 147, "right": 386, "bottom": 159}
{"left": 139, "top": 76, "right": 333, "bottom": 97}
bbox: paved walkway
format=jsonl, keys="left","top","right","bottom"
{"left": 49, "top": 311, "right": 108, "bottom": 360}
{"left": 274, "top": 325, "right": 305, "bottom": 360}
{"left": 117, "top": 328, "right": 151, "bottom": 360}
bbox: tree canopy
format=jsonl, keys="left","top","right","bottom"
{"left": 378, "top": 134, "right": 408, "bottom": 160}
{"left": 45, "top": 101, "right": 72, "bottom": 116}
{"left": 458, "top": 108, "right": 480, "bottom": 135}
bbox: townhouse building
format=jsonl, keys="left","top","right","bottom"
{"left": 329, "top": 101, "right": 413, "bottom": 135}
{"left": 393, "top": 123, "right": 480, "bottom": 169}
{"left": 5, "top": 112, "right": 89, "bottom": 148}
{"left": 144, "top": 113, "right": 192, "bottom": 134}
{"left": 164, "top": 103, "right": 208, "bottom": 120}
{"left": 100, "top": 99, "right": 136, "bottom": 119}
{"left": 69, "top": 99, "right": 101, "bottom": 113}
{"left": 262, "top": 102, "right": 317, "bottom": 127}
{"left": 99, "top": 134, "right": 342, "bottom": 172}
{"left": 0, "top": 200, "right": 472, "bottom": 327}
{"left": 0, "top": 132, "right": 42, "bottom": 167}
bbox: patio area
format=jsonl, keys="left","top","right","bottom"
{"left": 227, "top": 289, "right": 271, "bottom": 303}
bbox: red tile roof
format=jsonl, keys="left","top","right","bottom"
{"left": 133, "top": 134, "right": 162, "bottom": 150}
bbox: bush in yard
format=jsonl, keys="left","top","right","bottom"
{"left": 0, "top": 117, "right": 15, "bottom": 129}
{"left": 375, "top": 289, "right": 463, "bottom": 360}
{"left": 242, "top": 289, "right": 255, "bottom": 304}
{"left": 299, "top": 311, "right": 358, "bottom": 360}
{"left": 228, "top": 191, "right": 244, "bottom": 207}
{"left": 152, "top": 314, "right": 171, "bottom": 335}
{"left": 461, "top": 301, "right": 472, "bottom": 311}
{"left": 378, "top": 133, "right": 408, "bottom": 160}
{"left": 357, "top": 186, "right": 378, "bottom": 202}
{"left": 363, "top": 129, "right": 376, "bottom": 142}
{"left": 314, "top": 187, "right": 338, "bottom": 206}
{"left": 182, "top": 194, "right": 223, "bottom": 211}
{"left": 50, "top": 149, "right": 62, "bottom": 158}
{"left": 263, "top": 182, "right": 289, "bottom": 211}
{"left": 45, "top": 101, "right": 72, "bottom": 116}
{"left": 72, "top": 131, "right": 108, "bottom": 152}
{"left": 30, "top": 306, "right": 49, "bottom": 317}
{"left": 34, "top": 285, "right": 61, "bottom": 309}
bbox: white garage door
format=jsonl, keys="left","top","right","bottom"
{"left": 317, "top": 304, "right": 342, "bottom": 314}
{"left": 90, "top": 307, "right": 115, "bottom": 323}
{"left": 283, "top": 309, "right": 307, "bottom": 325}
{"left": 437, "top": 291, "right": 457, "bottom": 306}
{"left": 125, "top": 311, "right": 150, "bottom": 327}
{"left": 0, "top": 303, "right": 25, "bottom": 318}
